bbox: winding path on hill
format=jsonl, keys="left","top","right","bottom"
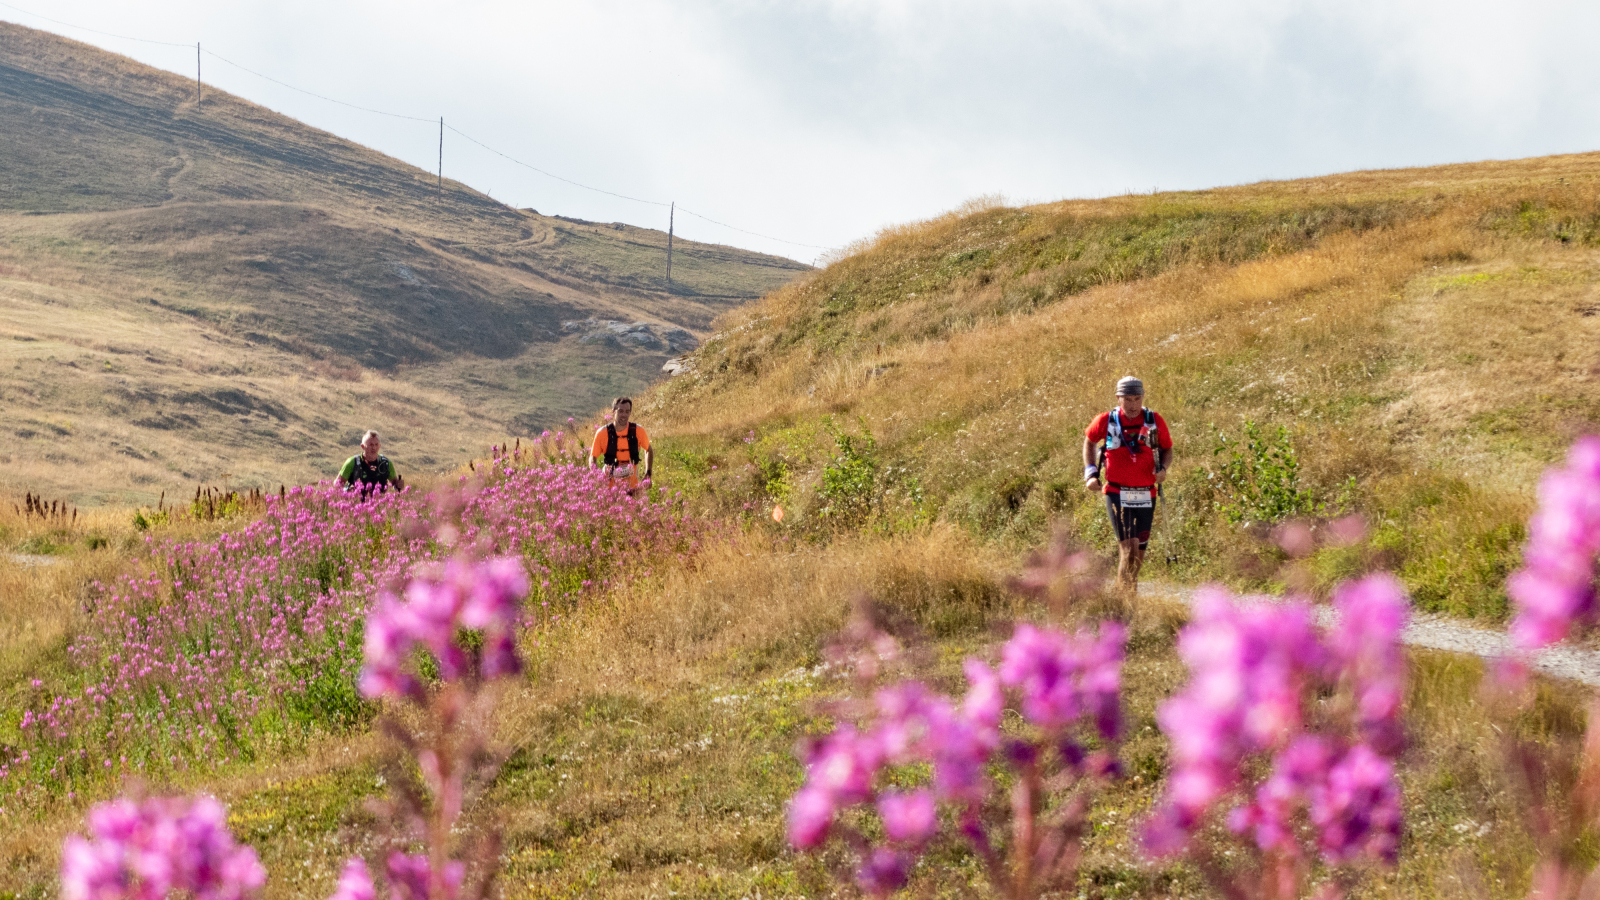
{"left": 1143, "top": 582, "right": 1600, "bottom": 688}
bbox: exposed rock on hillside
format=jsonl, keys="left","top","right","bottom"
{"left": 562, "top": 318, "right": 699, "bottom": 353}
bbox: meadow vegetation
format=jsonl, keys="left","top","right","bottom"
{"left": 5, "top": 151, "right": 1600, "bottom": 900}
{"left": 647, "top": 154, "right": 1600, "bottom": 621}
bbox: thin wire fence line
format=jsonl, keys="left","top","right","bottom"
{"left": 443, "top": 124, "right": 668, "bottom": 209}
{"left": 676, "top": 206, "right": 830, "bottom": 250}
{"left": 0, "top": 1, "right": 191, "bottom": 47}
{"left": 445, "top": 125, "right": 833, "bottom": 250}
{"left": 2, "top": 4, "right": 837, "bottom": 254}
{"left": 202, "top": 48, "right": 436, "bottom": 123}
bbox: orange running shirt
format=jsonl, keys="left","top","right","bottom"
{"left": 591, "top": 424, "right": 651, "bottom": 487}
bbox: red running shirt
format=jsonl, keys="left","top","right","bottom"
{"left": 1085, "top": 410, "right": 1172, "bottom": 493}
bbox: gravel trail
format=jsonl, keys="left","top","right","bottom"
{"left": 1143, "top": 582, "right": 1600, "bottom": 688}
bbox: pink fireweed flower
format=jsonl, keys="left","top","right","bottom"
{"left": 359, "top": 557, "right": 530, "bottom": 699}
{"left": 787, "top": 786, "right": 836, "bottom": 849}
{"left": 960, "top": 659, "right": 1003, "bottom": 736}
{"left": 61, "top": 796, "right": 265, "bottom": 900}
{"left": 385, "top": 852, "right": 464, "bottom": 900}
{"left": 856, "top": 847, "right": 914, "bottom": 898}
{"left": 1143, "top": 582, "right": 1407, "bottom": 867}
{"left": 1146, "top": 588, "right": 1322, "bottom": 851}
{"left": 998, "top": 622, "right": 1125, "bottom": 739}
{"left": 1228, "top": 737, "right": 1402, "bottom": 866}
{"left": 1509, "top": 436, "right": 1600, "bottom": 651}
{"left": 1312, "top": 743, "right": 1403, "bottom": 865}
{"left": 791, "top": 620, "right": 1128, "bottom": 893}
{"left": 327, "top": 859, "right": 375, "bottom": 900}
{"left": 877, "top": 790, "right": 937, "bottom": 845}
{"left": 801, "top": 726, "right": 882, "bottom": 807}
{"left": 1329, "top": 574, "right": 1409, "bottom": 753}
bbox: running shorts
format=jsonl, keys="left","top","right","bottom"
{"left": 1105, "top": 489, "right": 1155, "bottom": 549}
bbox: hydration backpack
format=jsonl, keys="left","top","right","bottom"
{"left": 1103, "top": 409, "right": 1159, "bottom": 455}
{"left": 603, "top": 423, "right": 639, "bottom": 467}
{"left": 351, "top": 455, "right": 392, "bottom": 486}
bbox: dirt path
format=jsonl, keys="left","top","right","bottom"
{"left": 1143, "top": 582, "right": 1600, "bottom": 687}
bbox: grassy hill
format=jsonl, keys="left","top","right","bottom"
{"left": 5, "top": 152, "right": 1600, "bottom": 900}
{"left": 644, "top": 156, "right": 1600, "bottom": 619}
{"left": 0, "top": 21, "right": 809, "bottom": 504}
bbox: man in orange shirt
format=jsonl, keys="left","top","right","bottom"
{"left": 590, "top": 397, "right": 652, "bottom": 495}
{"left": 1083, "top": 376, "right": 1174, "bottom": 594}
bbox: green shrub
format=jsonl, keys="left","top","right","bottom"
{"left": 1207, "top": 421, "right": 1318, "bottom": 524}
{"left": 817, "top": 418, "right": 883, "bottom": 530}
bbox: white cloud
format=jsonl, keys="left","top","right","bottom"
{"left": 3, "top": 0, "right": 1597, "bottom": 262}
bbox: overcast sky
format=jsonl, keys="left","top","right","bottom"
{"left": 4, "top": 0, "right": 1598, "bottom": 262}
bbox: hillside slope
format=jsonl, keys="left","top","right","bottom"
{"left": 0, "top": 22, "right": 808, "bottom": 504}
{"left": 646, "top": 156, "right": 1600, "bottom": 618}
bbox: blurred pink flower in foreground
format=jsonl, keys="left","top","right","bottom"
{"left": 61, "top": 795, "right": 264, "bottom": 900}
{"left": 1508, "top": 436, "right": 1600, "bottom": 651}
{"left": 1142, "top": 575, "right": 1409, "bottom": 875}
{"left": 360, "top": 557, "right": 530, "bottom": 701}
{"left": 789, "top": 620, "right": 1126, "bottom": 897}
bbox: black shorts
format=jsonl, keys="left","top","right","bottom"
{"left": 1105, "top": 488, "right": 1155, "bottom": 547}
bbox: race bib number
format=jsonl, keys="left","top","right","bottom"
{"left": 1119, "top": 488, "right": 1153, "bottom": 509}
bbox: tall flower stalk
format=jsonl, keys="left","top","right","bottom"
{"left": 1141, "top": 576, "right": 1409, "bottom": 899}
{"left": 788, "top": 606, "right": 1127, "bottom": 899}
{"left": 1507, "top": 435, "right": 1600, "bottom": 652}
{"left": 339, "top": 555, "right": 532, "bottom": 900}
{"left": 1494, "top": 435, "right": 1600, "bottom": 900}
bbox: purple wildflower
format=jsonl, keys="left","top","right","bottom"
{"left": 61, "top": 796, "right": 265, "bottom": 900}
{"left": 790, "top": 620, "right": 1128, "bottom": 895}
{"left": 877, "top": 790, "right": 937, "bottom": 845}
{"left": 856, "top": 848, "right": 914, "bottom": 898}
{"left": 802, "top": 726, "right": 882, "bottom": 806}
{"left": 1143, "top": 582, "right": 1408, "bottom": 870}
{"left": 385, "top": 852, "right": 464, "bottom": 900}
{"left": 787, "top": 787, "right": 836, "bottom": 849}
{"left": 997, "top": 622, "right": 1126, "bottom": 738}
{"left": 327, "top": 859, "right": 375, "bottom": 900}
{"left": 1312, "top": 744, "right": 1403, "bottom": 865}
{"left": 358, "top": 557, "right": 530, "bottom": 699}
{"left": 1509, "top": 436, "right": 1600, "bottom": 651}
{"left": 1329, "top": 574, "right": 1409, "bottom": 753}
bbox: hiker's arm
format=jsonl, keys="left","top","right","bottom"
{"left": 644, "top": 447, "right": 653, "bottom": 480}
{"left": 1082, "top": 436, "right": 1100, "bottom": 488}
{"left": 1156, "top": 448, "right": 1173, "bottom": 482}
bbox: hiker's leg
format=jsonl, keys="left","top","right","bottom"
{"left": 1128, "top": 544, "right": 1146, "bottom": 591}
{"left": 1118, "top": 537, "right": 1139, "bottom": 589}
{"left": 1127, "top": 509, "right": 1154, "bottom": 592}
{"left": 1105, "top": 493, "right": 1133, "bottom": 586}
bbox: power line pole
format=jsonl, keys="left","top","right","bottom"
{"left": 665, "top": 201, "right": 675, "bottom": 285}
{"left": 437, "top": 117, "right": 443, "bottom": 191}
{"left": 196, "top": 42, "right": 201, "bottom": 107}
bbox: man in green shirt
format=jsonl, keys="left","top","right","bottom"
{"left": 337, "top": 431, "right": 403, "bottom": 492}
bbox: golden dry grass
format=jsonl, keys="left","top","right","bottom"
{"left": 645, "top": 154, "right": 1600, "bottom": 616}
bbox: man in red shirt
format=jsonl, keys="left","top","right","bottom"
{"left": 1083, "top": 376, "right": 1174, "bottom": 594}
